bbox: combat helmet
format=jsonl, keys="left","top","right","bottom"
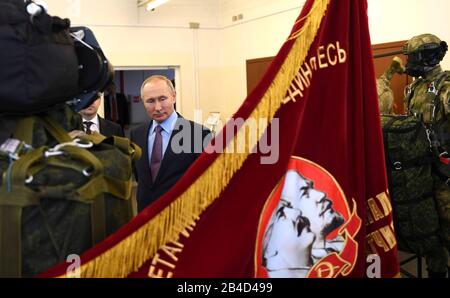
{"left": 403, "top": 33, "right": 448, "bottom": 77}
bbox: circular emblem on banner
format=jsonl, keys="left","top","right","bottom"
{"left": 255, "top": 157, "right": 361, "bottom": 278}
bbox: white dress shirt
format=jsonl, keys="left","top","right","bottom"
{"left": 82, "top": 114, "right": 100, "bottom": 134}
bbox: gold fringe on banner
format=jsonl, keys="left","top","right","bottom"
{"left": 64, "top": 0, "right": 330, "bottom": 278}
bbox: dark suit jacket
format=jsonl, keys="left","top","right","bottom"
{"left": 130, "top": 114, "right": 211, "bottom": 211}
{"left": 104, "top": 92, "right": 129, "bottom": 127}
{"left": 99, "top": 116, "right": 124, "bottom": 137}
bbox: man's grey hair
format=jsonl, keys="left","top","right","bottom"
{"left": 140, "top": 75, "right": 175, "bottom": 98}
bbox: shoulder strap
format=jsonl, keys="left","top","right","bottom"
{"left": 9, "top": 114, "right": 72, "bottom": 148}
{"left": 430, "top": 71, "right": 450, "bottom": 127}
{"left": 0, "top": 147, "right": 45, "bottom": 277}
{"left": 13, "top": 117, "right": 36, "bottom": 145}
{"left": 111, "top": 136, "right": 142, "bottom": 163}
{"left": 406, "top": 78, "right": 424, "bottom": 114}
{"left": 40, "top": 115, "right": 73, "bottom": 143}
{"left": 82, "top": 133, "right": 142, "bottom": 163}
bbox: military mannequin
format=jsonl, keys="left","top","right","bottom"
{"left": 377, "top": 56, "right": 405, "bottom": 114}
{"left": 404, "top": 33, "right": 450, "bottom": 278}
{"left": 0, "top": 1, "right": 140, "bottom": 277}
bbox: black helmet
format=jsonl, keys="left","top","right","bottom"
{"left": 67, "top": 27, "right": 114, "bottom": 111}
{"left": 403, "top": 34, "right": 448, "bottom": 77}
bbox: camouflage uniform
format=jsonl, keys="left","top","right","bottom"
{"left": 377, "top": 57, "right": 405, "bottom": 114}
{"left": 404, "top": 34, "right": 450, "bottom": 277}
{"left": 377, "top": 74, "right": 394, "bottom": 114}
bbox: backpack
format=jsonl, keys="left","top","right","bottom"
{"left": 0, "top": 0, "right": 80, "bottom": 115}
{"left": 381, "top": 115, "right": 442, "bottom": 255}
{"left": 0, "top": 106, "right": 141, "bottom": 277}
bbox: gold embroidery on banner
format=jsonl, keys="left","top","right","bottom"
{"left": 282, "top": 41, "right": 347, "bottom": 105}
{"left": 365, "top": 190, "right": 398, "bottom": 255}
{"left": 367, "top": 198, "right": 385, "bottom": 222}
{"left": 315, "top": 262, "right": 340, "bottom": 278}
{"left": 56, "top": 0, "right": 331, "bottom": 279}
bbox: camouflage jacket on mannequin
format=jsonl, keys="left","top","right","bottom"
{"left": 404, "top": 33, "right": 450, "bottom": 278}
{"left": 377, "top": 56, "right": 405, "bottom": 114}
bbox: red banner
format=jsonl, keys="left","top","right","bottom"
{"left": 43, "top": 0, "right": 399, "bottom": 278}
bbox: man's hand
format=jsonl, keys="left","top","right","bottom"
{"left": 68, "top": 130, "right": 87, "bottom": 139}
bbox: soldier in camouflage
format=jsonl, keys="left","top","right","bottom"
{"left": 404, "top": 33, "right": 450, "bottom": 278}
{"left": 377, "top": 56, "right": 405, "bottom": 114}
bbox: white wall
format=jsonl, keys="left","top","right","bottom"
{"left": 219, "top": 6, "right": 301, "bottom": 118}
{"left": 368, "top": 0, "right": 450, "bottom": 70}
{"left": 46, "top": 0, "right": 221, "bottom": 122}
{"left": 44, "top": 0, "right": 450, "bottom": 121}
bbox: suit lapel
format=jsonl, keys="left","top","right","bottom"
{"left": 98, "top": 116, "right": 105, "bottom": 135}
{"left": 142, "top": 122, "right": 152, "bottom": 173}
{"left": 104, "top": 95, "right": 111, "bottom": 118}
{"left": 133, "top": 121, "right": 152, "bottom": 185}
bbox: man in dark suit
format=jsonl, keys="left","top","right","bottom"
{"left": 104, "top": 82, "right": 129, "bottom": 131}
{"left": 79, "top": 94, "right": 124, "bottom": 137}
{"left": 131, "top": 75, "right": 211, "bottom": 212}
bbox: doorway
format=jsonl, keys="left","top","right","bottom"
{"left": 246, "top": 41, "right": 412, "bottom": 115}
{"left": 105, "top": 67, "right": 178, "bottom": 135}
